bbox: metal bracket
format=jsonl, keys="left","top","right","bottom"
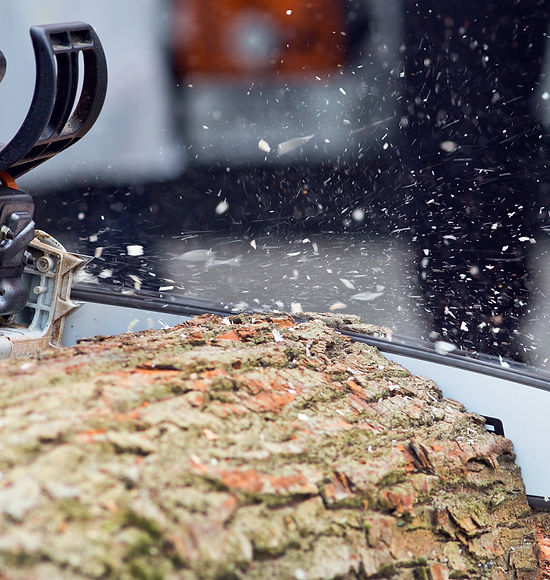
{"left": 0, "top": 231, "right": 88, "bottom": 358}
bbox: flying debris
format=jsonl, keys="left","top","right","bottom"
{"left": 434, "top": 341, "right": 457, "bottom": 355}
{"left": 440, "top": 141, "right": 458, "bottom": 153}
{"left": 272, "top": 329, "right": 284, "bottom": 342}
{"left": 128, "top": 274, "right": 142, "bottom": 290}
{"left": 276, "top": 134, "right": 315, "bottom": 156}
{"left": 176, "top": 249, "right": 240, "bottom": 268}
{"left": 498, "top": 355, "right": 511, "bottom": 368}
{"left": 178, "top": 249, "right": 214, "bottom": 262}
{"left": 340, "top": 278, "right": 356, "bottom": 290}
{"left": 351, "top": 291, "right": 384, "bottom": 301}
{"left": 126, "top": 245, "right": 144, "bottom": 257}
{"left": 215, "top": 200, "right": 229, "bottom": 215}
{"left": 352, "top": 208, "right": 365, "bottom": 222}
{"left": 258, "top": 139, "right": 271, "bottom": 153}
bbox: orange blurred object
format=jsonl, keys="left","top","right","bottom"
{"left": 171, "top": 0, "right": 347, "bottom": 79}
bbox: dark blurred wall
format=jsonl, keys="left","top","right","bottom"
{"left": 398, "top": 0, "right": 549, "bottom": 357}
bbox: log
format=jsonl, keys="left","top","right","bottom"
{"left": 0, "top": 312, "right": 542, "bottom": 579}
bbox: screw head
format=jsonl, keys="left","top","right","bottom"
{"left": 36, "top": 255, "right": 54, "bottom": 273}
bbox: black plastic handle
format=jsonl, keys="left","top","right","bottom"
{"left": 0, "top": 22, "right": 107, "bottom": 179}
{"left": 0, "top": 50, "right": 5, "bottom": 85}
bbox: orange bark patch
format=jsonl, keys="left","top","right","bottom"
{"left": 235, "top": 328, "right": 258, "bottom": 340}
{"left": 538, "top": 526, "right": 550, "bottom": 576}
{"left": 211, "top": 327, "right": 260, "bottom": 342}
{"left": 220, "top": 469, "right": 265, "bottom": 493}
{"left": 187, "top": 330, "right": 204, "bottom": 340}
{"left": 215, "top": 331, "right": 240, "bottom": 341}
{"left": 345, "top": 379, "right": 367, "bottom": 399}
{"left": 201, "top": 368, "right": 227, "bottom": 379}
{"left": 222, "top": 494, "right": 238, "bottom": 513}
{"left": 397, "top": 444, "right": 418, "bottom": 474}
{"left": 268, "top": 473, "right": 311, "bottom": 493}
{"left": 64, "top": 364, "right": 85, "bottom": 375}
{"left": 348, "top": 393, "right": 372, "bottom": 412}
{"left": 57, "top": 521, "right": 68, "bottom": 534}
{"left": 237, "top": 375, "right": 269, "bottom": 395}
{"left": 209, "top": 402, "right": 247, "bottom": 418}
{"left": 188, "top": 455, "right": 208, "bottom": 475}
{"left": 87, "top": 429, "right": 105, "bottom": 436}
{"left": 540, "top": 530, "right": 550, "bottom": 558}
{"left": 218, "top": 468, "right": 315, "bottom": 495}
{"left": 314, "top": 420, "right": 354, "bottom": 433}
{"left": 188, "top": 393, "right": 205, "bottom": 407}
{"left": 323, "top": 471, "right": 355, "bottom": 504}
{"left": 428, "top": 563, "right": 449, "bottom": 580}
{"left": 244, "top": 390, "right": 295, "bottom": 413}
{"left": 77, "top": 429, "right": 106, "bottom": 443}
{"left": 203, "top": 428, "right": 218, "bottom": 441}
{"left": 355, "top": 421, "right": 384, "bottom": 433}
{"left": 187, "top": 380, "right": 209, "bottom": 392}
{"left": 380, "top": 487, "right": 416, "bottom": 516}
{"left": 270, "top": 317, "right": 295, "bottom": 328}
{"left": 113, "top": 410, "right": 141, "bottom": 422}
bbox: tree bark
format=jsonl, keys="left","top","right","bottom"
{"left": 0, "top": 313, "right": 542, "bottom": 579}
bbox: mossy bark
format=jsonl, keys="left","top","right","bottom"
{"left": 0, "top": 313, "right": 542, "bottom": 579}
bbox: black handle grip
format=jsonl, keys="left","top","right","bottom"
{"left": 0, "top": 22, "right": 108, "bottom": 179}
{"left": 0, "top": 50, "right": 5, "bottom": 85}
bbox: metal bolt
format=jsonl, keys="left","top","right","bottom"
{"left": 23, "top": 252, "right": 35, "bottom": 266}
{"left": 0, "top": 225, "right": 14, "bottom": 240}
{"left": 36, "top": 255, "right": 54, "bottom": 273}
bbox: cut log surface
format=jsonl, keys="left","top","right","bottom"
{"left": 0, "top": 313, "right": 543, "bottom": 579}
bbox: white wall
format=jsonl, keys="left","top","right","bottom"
{"left": 0, "top": 0, "right": 181, "bottom": 189}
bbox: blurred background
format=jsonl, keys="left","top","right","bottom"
{"left": 2, "top": 0, "right": 550, "bottom": 366}
{"left": 0, "top": 0, "right": 180, "bottom": 186}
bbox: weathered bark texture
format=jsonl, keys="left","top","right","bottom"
{"left": 0, "top": 313, "right": 542, "bottom": 579}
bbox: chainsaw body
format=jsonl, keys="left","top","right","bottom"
{"left": 0, "top": 22, "right": 106, "bottom": 354}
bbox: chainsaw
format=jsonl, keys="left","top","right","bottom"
{"left": 1, "top": 21, "right": 549, "bottom": 510}
{"left": 0, "top": 22, "right": 106, "bottom": 357}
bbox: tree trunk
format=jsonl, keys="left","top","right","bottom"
{"left": 0, "top": 312, "right": 543, "bottom": 579}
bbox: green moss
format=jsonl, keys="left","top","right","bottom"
{"left": 390, "top": 369, "right": 412, "bottom": 378}
{"left": 120, "top": 510, "right": 162, "bottom": 540}
{"left": 125, "top": 530, "right": 163, "bottom": 561}
{"left": 212, "top": 571, "right": 242, "bottom": 580}
{"left": 375, "top": 561, "right": 398, "bottom": 577}
{"left": 378, "top": 468, "right": 407, "bottom": 488}
{"left": 0, "top": 550, "right": 43, "bottom": 569}
{"left": 117, "top": 512, "right": 188, "bottom": 579}
{"left": 47, "top": 374, "right": 65, "bottom": 385}
{"left": 413, "top": 565, "right": 429, "bottom": 579}
{"left": 128, "top": 559, "right": 165, "bottom": 580}
{"left": 57, "top": 498, "right": 91, "bottom": 522}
